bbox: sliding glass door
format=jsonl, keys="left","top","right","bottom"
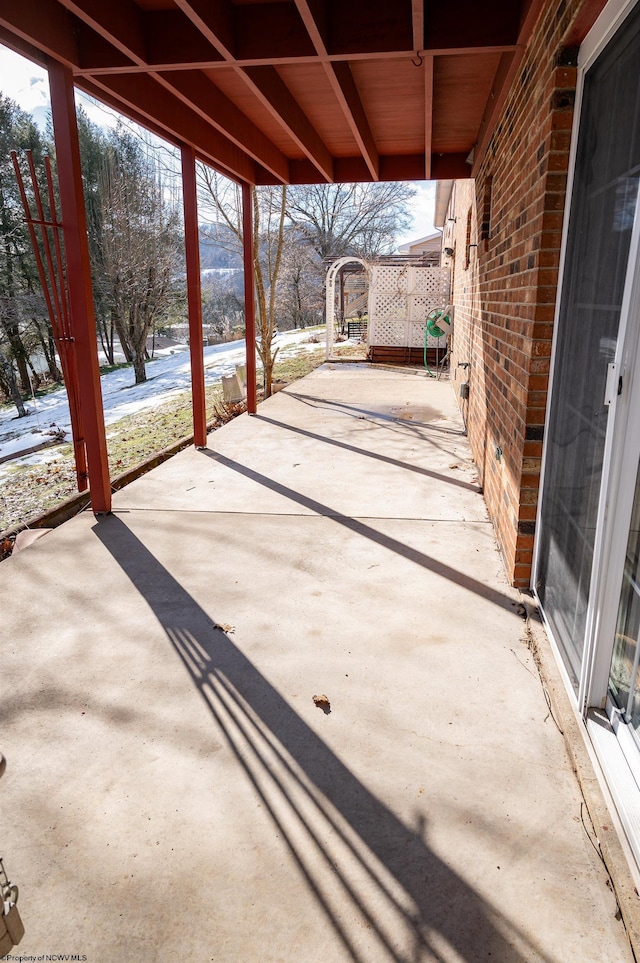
{"left": 535, "top": 0, "right": 640, "bottom": 693}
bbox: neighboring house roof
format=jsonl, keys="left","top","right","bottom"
{"left": 398, "top": 232, "right": 442, "bottom": 254}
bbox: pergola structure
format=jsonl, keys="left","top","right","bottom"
{"left": 0, "top": 0, "right": 554, "bottom": 516}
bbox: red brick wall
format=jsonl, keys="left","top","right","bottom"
{"left": 444, "top": 0, "right": 592, "bottom": 586}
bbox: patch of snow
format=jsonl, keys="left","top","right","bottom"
{"left": 0, "top": 329, "right": 322, "bottom": 475}
{"left": 0, "top": 428, "right": 66, "bottom": 459}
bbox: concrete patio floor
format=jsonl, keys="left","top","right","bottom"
{"left": 0, "top": 363, "right": 633, "bottom": 962}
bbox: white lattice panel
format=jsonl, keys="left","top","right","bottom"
{"left": 408, "top": 321, "right": 448, "bottom": 347}
{"left": 369, "top": 293, "right": 407, "bottom": 320}
{"left": 368, "top": 265, "right": 450, "bottom": 347}
{"left": 372, "top": 264, "right": 410, "bottom": 293}
{"left": 372, "top": 318, "right": 407, "bottom": 346}
{"left": 408, "top": 295, "right": 446, "bottom": 321}
{"left": 412, "top": 268, "right": 450, "bottom": 298}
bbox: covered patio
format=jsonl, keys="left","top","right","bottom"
{"left": 2, "top": 0, "right": 640, "bottom": 958}
{"left": 0, "top": 365, "right": 632, "bottom": 961}
{"left": 0, "top": 0, "right": 559, "bottom": 518}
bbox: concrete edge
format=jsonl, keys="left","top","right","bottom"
{"left": 521, "top": 595, "right": 640, "bottom": 961}
{"left": 1, "top": 363, "right": 442, "bottom": 544}
{"left": 0, "top": 427, "right": 202, "bottom": 543}
{"left": 323, "top": 358, "right": 444, "bottom": 377}
{"left": 0, "top": 392, "right": 267, "bottom": 547}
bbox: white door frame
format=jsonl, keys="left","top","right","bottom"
{"left": 584, "top": 196, "right": 640, "bottom": 709}
{"left": 532, "top": 0, "right": 640, "bottom": 713}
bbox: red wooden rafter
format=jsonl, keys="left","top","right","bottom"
{"left": 0, "top": 0, "right": 539, "bottom": 187}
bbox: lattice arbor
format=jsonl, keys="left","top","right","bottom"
{"left": 325, "top": 257, "right": 369, "bottom": 357}
{"left": 325, "top": 258, "right": 451, "bottom": 360}
{"left": 368, "top": 265, "right": 451, "bottom": 350}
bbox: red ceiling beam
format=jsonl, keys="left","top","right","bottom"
{"left": 2, "top": 0, "right": 536, "bottom": 192}
{"left": 172, "top": 0, "right": 235, "bottom": 60}
{"left": 71, "top": 11, "right": 223, "bottom": 74}
{"left": 412, "top": 0, "right": 424, "bottom": 54}
{"left": 77, "top": 45, "right": 518, "bottom": 76}
{"left": 80, "top": 73, "right": 268, "bottom": 183}
{"left": 77, "top": 75, "right": 184, "bottom": 148}
{"left": 18, "top": 0, "right": 260, "bottom": 184}
{"left": 294, "top": 0, "right": 379, "bottom": 179}
{"left": 284, "top": 153, "right": 433, "bottom": 185}
{"left": 3, "top": 0, "right": 521, "bottom": 77}
{"left": 424, "top": 54, "right": 434, "bottom": 179}
{"left": 76, "top": 28, "right": 136, "bottom": 72}
{"left": 0, "top": 27, "right": 49, "bottom": 70}
{"left": 89, "top": 72, "right": 257, "bottom": 183}
{"left": 174, "top": 0, "right": 413, "bottom": 62}
{"left": 326, "top": 61, "right": 379, "bottom": 180}
{"left": 156, "top": 71, "right": 290, "bottom": 184}
{"left": 144, "top": 12, "right": 224, "bottom": 69}
{"left": 59, "top": 0, "right": 519, "bottom": 78}
{"left": 243, "top": 65, "right": 333, "bottom": 182}
{"left": 235, "top": 3, "right": 315, "bottom": 61}
{"left": 57, "top": 0, "right": 147, "bottom": 65}
{"left": 0, "top": 0, "right": 80, "bottom": 68}
{"left": 171, "top": 0, "right": 333, "bottom": 182}
{"left": 292, "top": 0, "right": 327, "bottom": 51}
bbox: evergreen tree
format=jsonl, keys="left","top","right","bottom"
{"left": 0, "top": 94, "right": 49, "bottom": 411}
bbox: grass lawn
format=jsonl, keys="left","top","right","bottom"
{"left": 0, "top": 343, "right": 357, "bottom": 531}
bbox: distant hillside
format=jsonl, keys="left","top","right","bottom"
{"left": 198, "top": 222, "right": 243, "bottom": 270}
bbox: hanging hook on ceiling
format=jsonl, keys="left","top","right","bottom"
{"left": 412, "top": 51, "right": 424, "bottom": 67}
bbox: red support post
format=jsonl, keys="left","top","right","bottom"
{"left": 48, "top": 59, "right": 112, "bottom": 514}
{"left": 180, "top": 145, "right": 207, "bottom": 448}
{"left": 242, "top": 182, "right": 257, "bottom": 414}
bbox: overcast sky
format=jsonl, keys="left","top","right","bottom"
{"left": 0, "top": 44, "right": 437, "bottom": 247}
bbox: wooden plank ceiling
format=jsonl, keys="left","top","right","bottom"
{"left": 0, "top": 0, "right": 545, "bottom": 184}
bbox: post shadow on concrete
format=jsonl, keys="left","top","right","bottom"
{"left": 284, "top": 388, "right": 471, "bottom": 464}
{"left": 94, "top": 513, "right": 554, "bottom": 963}
{"left": 286, "top": 389, "right": 467, "bottom": 437}
{"left": 200, "top": 448, "right": 514, "bottom": 613}
{"left": 254, "top": 413, "right": 481, "bottom": 494}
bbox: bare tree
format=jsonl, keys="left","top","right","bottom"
{"left": 197, "top": 167, "right": 287, "bottom": 397}
{"left": 77, "top": 108, "right": 118, "bottom": 365}
{"left": 197, "top": 168, "right": 244, "bottom": 256}
{"left": 98, "top": 132, "right": 182, "bottom": 384}
{"left": 287, "top": 182, "right": 415, "bottom": 259}
{"left": 0, "top": 311, "right": 26, "bottom": 416}
{"left": 253, "top": 184, "right": 286, "bottom": 396}
{"left": 201, "top": 284, "right": 244, "bottom": 341}
{"left": 0, "top": 95, "right": 49, "bottom": 404}
{"left": 276, "top": 230, "right": 324, "bottom": 329}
